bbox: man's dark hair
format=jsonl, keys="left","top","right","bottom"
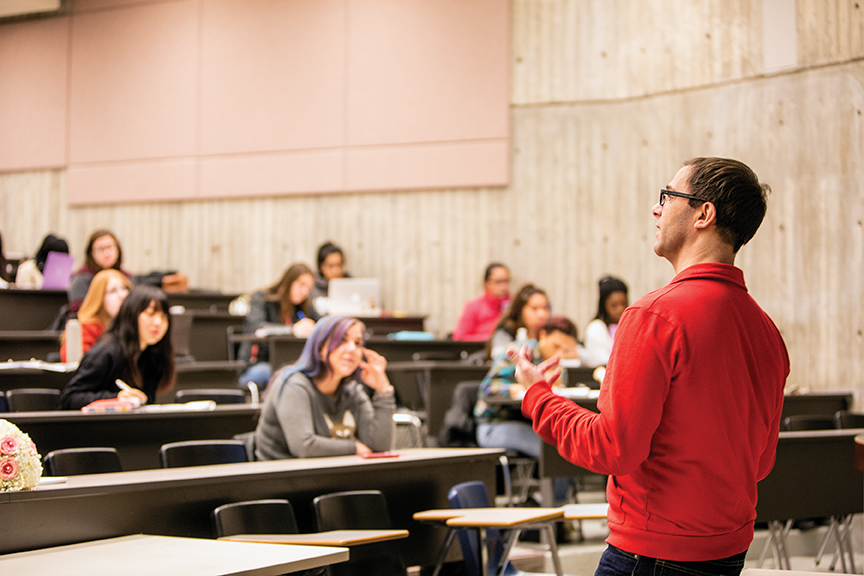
{"left": 484, "top": 262, "right": 508, "bottom": 282}
{"left": 684, "top": 157, "right": 771, "bottom": 252}
{"left": 542, "top": 315, "right": 578, "bottom": 340}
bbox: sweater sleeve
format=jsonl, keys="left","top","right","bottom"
{"left": 521, "top": 307, "right": 675, "bottom": 476}
{"left": 60, "top": 343, "right": 122, "bottom": 410}
{"left": 274, "top": 383, "right": 359, "bottom": 458}
{"left": 350, "top": 385, "right": 396, "bottom": 452}
{"left": 452, "top": 300, "right": 478, "bottom": 341}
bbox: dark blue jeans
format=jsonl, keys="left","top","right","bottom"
{"left": 595, "top": 545, "right": 747, "bottom": 576}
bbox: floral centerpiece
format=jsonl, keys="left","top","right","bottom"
{"left": 0, "top": 419, "right": 42, "bottom": 491}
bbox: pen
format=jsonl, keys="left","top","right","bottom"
{"left": 297, "top": 311, "right": 306, "bottom": 320}
{"left": 115, "top": 379, "right": 145, "bottom": 406}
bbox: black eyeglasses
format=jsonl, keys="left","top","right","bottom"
{"left": 659, "top": 189, "right": 708, "bottom": 206}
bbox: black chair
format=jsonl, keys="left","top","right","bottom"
{"left": 6, "top": 388, "right": 61, "bottom": 412}
{"left": 43, "top": 448, "right": 122, "bottom": 476}
{"left": 312, "top": 490, "right": 407, "bottom": 576}
{"left": 175, "top": 388, "right": 247, "bottom": 404}
{"left": 0, "top": 394, "right": 8, "bottom": 412}
{"left": 782, "top": 414, "right": 836, "bottom": 431}
{"left": 835, "top": 410, "right": 864, "bottom": 429}
{"left": 159, "top": 440, "right": 249, "bottom": 468}
{"left": 212, "top": 499, "right": 299, "bottom": 538}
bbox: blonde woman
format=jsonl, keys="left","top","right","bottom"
{"left": 60, "top": 269, "right": 132, "bottom": 362}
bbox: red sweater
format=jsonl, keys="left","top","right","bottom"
{"left": 452, "top": 291, "right": 509, "bottom": 341}
{"left": 522, "top": 263, "right": 789, "bottom": 561}
{"left": 60, "top": 320, "right": 106, "bottom": 363}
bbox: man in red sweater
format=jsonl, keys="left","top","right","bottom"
{"left": 513, "top": 158, "right": 789, "bottom": 576}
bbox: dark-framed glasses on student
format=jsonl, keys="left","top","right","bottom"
{"left": 659, "top": 189, "right": 708, "bottom": 206}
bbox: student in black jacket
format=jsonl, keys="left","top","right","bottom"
{"left": 61, "top": 285, "right": 175, "bottom": 410}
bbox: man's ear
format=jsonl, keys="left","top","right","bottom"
{"left": 693, "top": 201, "right": 718, "bottom": 229}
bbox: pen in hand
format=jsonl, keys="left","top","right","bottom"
{"left": 115, "top": 379, "right": 146, "bottom": 406}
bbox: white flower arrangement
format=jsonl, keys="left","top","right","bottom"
{"left": 0, "top": 419, "right": 42, "bottom": 491}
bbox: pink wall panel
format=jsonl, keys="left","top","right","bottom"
{"left": 345, "top": 140, "right": 509, "bottom": 191}
{"left": 68, "top": 0, "right": 198, "bottom": 164}
{"left": 4, "top": 0, "right": 509, "bottom": 203}
{"left": 0, "top": 17, "right": 68, "bottom": 171}
{"left": 199, "top": 150, "right": 343, "bottom": 198}
{"left": 199, "top": 0, "right": 346, "bottom": 155}
{"left": 67, "top": 159, "right": 196, "bottom": 204}
{"left": 346, "top": 0, "right": 510, "bottom": 146}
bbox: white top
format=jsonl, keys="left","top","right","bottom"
{"left": 580, "top": 318, "right": 612, "bottom": 368}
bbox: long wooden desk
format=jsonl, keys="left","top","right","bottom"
{"left": 4, "top": 405, "right": 260, "bottom": 470}
{"left": 0, "top": 534, "right": 349, "bottom": 575}
{"left": 0, "top": 447, "right": 502, "bottom": 568}
{"left": 0, "top": 288, "right": 67, "bottom": 330}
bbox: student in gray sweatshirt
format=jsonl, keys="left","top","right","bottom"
{"left": 254, "top": 315, "right": 395, "bottom": 460}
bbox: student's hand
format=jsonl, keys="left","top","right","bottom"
{"left": 359, "top": 349, "right": 391, "bottom": 392}
{"left": 355, "top": 440, "right": 372, "bottom": 455}
{"left": 293, "top": 317, "right": 316, "bottom": 338}
{"left": 117, "top": 388, "right": 148, "bottom": 404}
{"left": 507, "top": 345, "right": 562, "bottom": 389}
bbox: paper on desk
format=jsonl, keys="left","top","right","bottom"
{"left": 0, "top": 360, "right": 78, "bottom": 372}
{"left": 138, "top": 401, "right": 217, "bottom": 412}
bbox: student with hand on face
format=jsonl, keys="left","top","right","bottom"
{"left": 60, "top": 285, "right": 175, "bottom": 410}
{"left": 60, "top": 269, "right": 132, "bottom": 362}
{"left": 452, "top": 263, "right": 511, "bottom": 341}
{"left": 581, "top": 276, "right": 629, "bottom": 367}
{"left": 68, "top": 230, "right": 131, "bottom": 318}
{"left": 254, "top": 315, "right": 395, "bottom": 460}
{"left": 238, "top": 263, "right": 321, "bottom": 389}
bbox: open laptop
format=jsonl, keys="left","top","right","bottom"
{"left": 327, "top": 278, "right": 382, "bottom": 317}
{"left": 40, "top": 251, "right": 75, "bottom": 290}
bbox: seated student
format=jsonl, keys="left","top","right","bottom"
{"left": 15, "top": 234, "right": 70, "bottom": 289}
{"left": 60, "top": 269, "right": 132, "bottom": 362}
{"left": 581, "top": 276, "right": 629, "bottom": 367}
{"left": 475, "top": 315, "right": 580, "bottom": 505}
{"left": 486, "top": 283, "right": 550, "bottom": 360}
{"left": 60, "top": 285, "right": 175, "bottom": 410}
{"left": 68, "top": 229, "right": 131, "bottom": 317}
{"left": 309, "top": 241, "right": 350, "bottom": 303}
{"left": 238, "top": 263, "right": 321, "bottom": 389}
{"left": 452, "top": 262, "right": 511, "bottom": 341}
{"left": 254, "top": 315, "right": 395, "bottom": 460}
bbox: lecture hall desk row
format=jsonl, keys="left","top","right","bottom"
{"left": 0, "top": 445, "right": 502, "bottom": 570}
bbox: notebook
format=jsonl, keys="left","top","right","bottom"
{"left": 40, "top": 251, "right": 75, "bottom": 290}
{"left": 327, "top": 278, "right": 382, "bottom": 316}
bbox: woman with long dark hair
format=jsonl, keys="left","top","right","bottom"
{"left": 581, "top": 276, "right": 629, "bottom": 367}
{"left": 60, "top": 284, "right": 175, "bottom": 409}
{"left": 254, "top": 315, "right": 395, "bottom": 460}
{"left": 486, "top": 283, "right": 550, "bottom": 360}
{"left": 68, "top": 229, "right": 130, "bottom": 317}
{"left": 238, "top": 262, "right": 321, "bottom": 388}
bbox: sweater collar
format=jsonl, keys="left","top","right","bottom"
{"left": 670, "top": 262, "right": 747, "bottom": 291}
{"left": 483, "top": 291, "right": 510, "bottom": 308}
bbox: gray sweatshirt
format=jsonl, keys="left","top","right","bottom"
{"left": 254, "top": 370, "right": 395, "bottom": 460}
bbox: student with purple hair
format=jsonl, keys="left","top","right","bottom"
{"left": 254, "top": 315, "right": 395, "bottom": 460}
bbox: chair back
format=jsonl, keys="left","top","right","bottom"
{"left": 212, "top": 499, "right": 298, "bottom": 538}
{"left": 175, "top": 389, "right": 247, "bottom": 404}
{"left": 159, "top": 440, "right": 249, "bottom": 468}
{"left": 43, "top": 447, "right": 122, "bottom": 476}
{"left": 312, "top": 490, "right": 406, "bottom": 576}
{"left": 6, "top": 388, "right": 61, "bottom": 412}
{"left": 437, "top": 380, "right": 482, "bottom": 447}
{"left": 387, "top": 368, "right": 426, "bottom": 412}
{"left": 447, "top": 481, "right": 506, "bottom": 576}
{"left": 782, "top": 414, "right": 836, "bottom": 431}
{"left": 835, "top": 410, "right": 864, "bottom": 429}
{"left": 392, "top": 412, "right": 424, "bottom": 449}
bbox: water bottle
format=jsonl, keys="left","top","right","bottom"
{"left": 65, "top": 318, "right": 83, "bottom": 364}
